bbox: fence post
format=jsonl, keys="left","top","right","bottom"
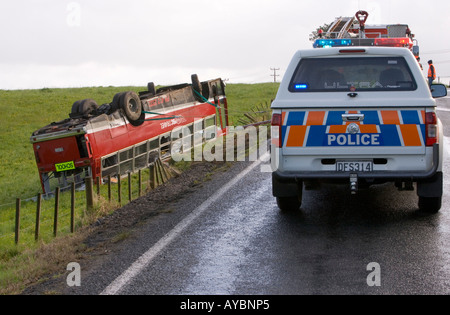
{"left": 35, "top": 193, "right": 41, "bottom": 241}
{"left": 154, "top": 162, "right": 160, "bottom": 186}
{"left": 149, "top": 164, "right": 155, "bottom": 190}
{"left": 138, "top": 170, "right": 142, "bottom": 197}
{"left": 71, "top": 182, "right": 75, "bottom": 233}
{"left": 15, "top": 198, "right": 20, "bottom": 245}
{"left": 108, "top": 175, "right": 112, "bottom": 202}
{"left": 118, "top": 175, "right": 122, "bottom": 205}
{"left": 96, "top": 177, "right": 101, "bottom": 197}
{"left": 128, "top": 172, "right": 132, "bottom": 202}
{"left": 54, "top": 187, "right": 60, "bottom": 237}
{"left": 85, "top": 176, "right": 95, "bottom": 211}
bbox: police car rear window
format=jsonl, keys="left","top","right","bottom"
{"left": 289, "top": 57, "right": 417, "bottom": 92}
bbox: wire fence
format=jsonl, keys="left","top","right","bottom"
{"left": 0, "top": 158, "right": 176, "bottom": 248}
{"left": 0, "top": 185, "right": 85, "bottom": 248}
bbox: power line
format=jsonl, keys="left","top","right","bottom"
{"left": 270, "top": 67, "right": 280, "bottom": 83}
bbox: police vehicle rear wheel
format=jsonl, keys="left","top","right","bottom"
{"left": 276, "top": 196, "right": 302, "bottom": 211}
{"left": 418, "top": 196, "right": 441, "bottom": 213}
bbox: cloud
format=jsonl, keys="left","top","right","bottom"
{"left": 1, "top": 0, "right": 449, "bottom": 89}
{"left": 0, "top": 61, "right": 272, "bottom": 89}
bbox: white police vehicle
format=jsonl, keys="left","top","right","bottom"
{"left": 271, "top": 39, "right": 447, "bottom": 213}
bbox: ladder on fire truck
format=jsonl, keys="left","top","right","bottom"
{"left": 326, "top": 16, "right": 355, "bottom": 39}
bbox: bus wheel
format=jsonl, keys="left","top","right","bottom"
{"left": 147, "top": 82, "right": 156, "bottom": 95}
{"left": 120, "top": 91, "right": 142, "bottom": 123}
{"left": 191, "top": 74, "right": 203, "bottom": 101}
{"left": 79, "top": 99, "right": 98, "bottom": 116}
{"left": 71, "top": 100, "right": 82, "bottom": 115}
{"left": 111, "top": 92, "right": 125, "bottom": 113}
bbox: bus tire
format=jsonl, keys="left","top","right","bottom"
{"left": 191, "top": 74, "right": 203, "bottom": 101}
{"left": 79, "top": 99, "right": 98, "bottom": 116}
{"left": 120, "top": 91, "right": 142, "bottom": 123}
{"left": 71, "top": 100, "right": 82, "bottom": 115}
{"left": 147, "top": 82, "right": 156, "bottom": 95}
{"left": 111, "top": 92, "right": 126, "bottom": 113}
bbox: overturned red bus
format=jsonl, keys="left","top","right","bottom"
{"left": 30, "top": 75, "right": 228, "bottom": 194}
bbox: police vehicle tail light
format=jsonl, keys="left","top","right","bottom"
{"left": 271, "top": 113, "right": 282, "bottom": 147}
{"left": 425, "top": 111, "right": 438, "bottom": 146}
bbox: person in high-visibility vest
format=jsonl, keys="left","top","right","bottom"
{"left": 428, "top": 60, "right": 436, "bottom": 86}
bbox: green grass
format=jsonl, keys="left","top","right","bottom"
{"left": 0, "top": 83, "right": 279, "bottom": 293}
{"left": 225, "top": 83, "right": 279, "bottom": 125}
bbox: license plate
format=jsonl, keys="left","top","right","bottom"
{"left": 55, "top": 161, "right": 75, "bottom": 172}
{"left": 336, "top": 161, "right": 373, "bottom": 172}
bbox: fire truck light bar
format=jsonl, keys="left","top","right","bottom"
{"left": 313, "top": 37, "right": 413, "bottom": 49}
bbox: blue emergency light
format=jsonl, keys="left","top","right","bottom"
{"left": 294, "top": 83, "right": 309, "bottom": 90}
{"left": 313, "top": 39, "right": 352, "bottom": 48}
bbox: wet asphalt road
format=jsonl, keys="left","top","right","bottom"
{"left": 71, "top": 95, "right": 450, "bottom": 296}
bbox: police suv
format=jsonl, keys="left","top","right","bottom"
{"left": 271, "top": 40, "right": 447, "bottom": 213}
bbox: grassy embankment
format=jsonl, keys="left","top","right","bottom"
{"left": 0, "top": 82, "right": 279, "bottom": 294}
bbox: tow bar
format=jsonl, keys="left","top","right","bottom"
{"left": 350, "top": 174, "right": 358, "bottom": 194}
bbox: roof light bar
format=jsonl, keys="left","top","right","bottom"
{"left": 313, "top": 37, "right": 413, "bottom": 49}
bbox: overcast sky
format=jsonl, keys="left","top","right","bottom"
{"left": 1, "top": 0, "right": 450, "bottom": 90}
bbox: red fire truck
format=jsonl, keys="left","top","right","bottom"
{"left": 313, "top": 10, "right": 420, "bottom": 58}
{"left": 30, "top": 75, "right": 228, "bottom": 194}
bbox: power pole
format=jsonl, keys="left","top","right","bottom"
{"left": 270, "top": 67, "right": 280, "bottom": 83}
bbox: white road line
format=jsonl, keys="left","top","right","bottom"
{"left": 100, "top": 153, "right": 270, "bottom": 295}
{"left": 437, "top": 108, "right": 450, "bottom": 112}
{"left": 444, "top": 137, "right": 450, "bottom": 194}
{"left": 445, "top": 136, "right": 450, "bottom": 160}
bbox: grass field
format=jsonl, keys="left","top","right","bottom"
{"left": 0, "top": 82, "right": 279, "bottom": 293}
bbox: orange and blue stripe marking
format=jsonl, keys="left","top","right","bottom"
{"left": 282, "top": 110, "right": 425, "bottom": 147}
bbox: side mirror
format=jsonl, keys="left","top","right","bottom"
{"left": 430, "top": 84, "right": 447, "bottom": 98}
